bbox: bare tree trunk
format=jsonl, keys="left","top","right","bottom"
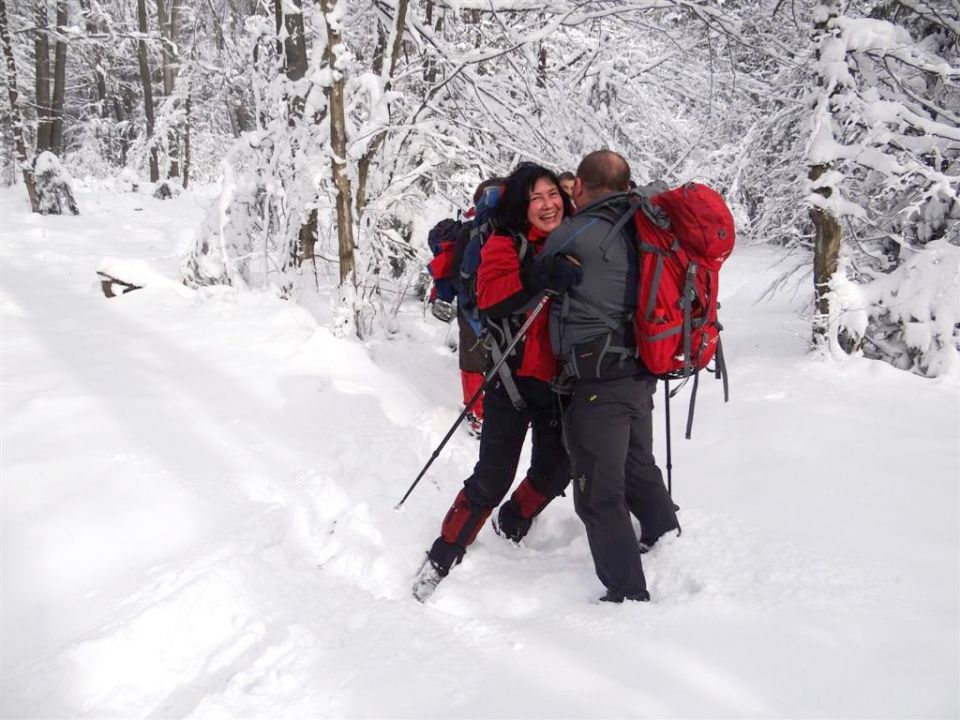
{"left": 182, "top": 85, "right": 191, "bottom": 188}
{"left": 0, "top": 0, "right": 39, "bottom": 211}
{"left": 809, "top": 164, "right": 842, "bottom": 344}
{"left": 355, "top": 0, "right": 409, "bottom": 215}
{"left": 299, "top": 207, "right": 318, "bottom": 261}
{"left": 283, "top": 0, "right": 312, "bottom": 270}
{"left": 78, "top": 0, "right": 110, "bottom": 119}
{"left": 424, "top": 0, "right": 442, "bottom": 83}
{"left": 282, "top": 0, "right": 307, "bottom": 81}
{"left": 226, "top": 91, "right": 251, "bottom": 137}
{"left": 50, "top": 0, "right": 68, "bottom": 155}
{"left": 34, "top": 2, "right": 52, "bottom": 152}
{"left": 136, "top": 0, "right": 159, "bottom": 181}
{"left": 320, "top": 0, "right": 356, "bottom": 286}
{"left": 537, "top": 42, "right": 547, "bottom": 89}
{"left": 273, "top": 0, "right": 282, "bottom": 57}
{"left": 809, "top": 0, "right": 842, "bottom": 347}
{"left": 156, "top": 0, "right": 181, "bottom": 179}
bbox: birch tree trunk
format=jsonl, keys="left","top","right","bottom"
{"left": 0, "top": 0, "right": 38, "bottom": 211}
{"left": 137, "top": 0, "right": 160, "bottom": 181}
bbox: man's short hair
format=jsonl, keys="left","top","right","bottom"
{"left": 558, "top": 171, "right": 575, "bottom": 183}
{"left": 576, "top": 150, "right": 631, "bottom": 193}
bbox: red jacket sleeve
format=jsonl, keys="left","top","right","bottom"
{"left": 427, "top": 242, "right": 455, "bottom": 280}
{"left": 477, "top": 233, "right": 525, "bottom": 314}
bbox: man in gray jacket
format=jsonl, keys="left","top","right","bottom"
{"left": 525, "top": 150, "right": 679, "bottom": 603}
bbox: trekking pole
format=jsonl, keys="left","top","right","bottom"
{"left": 664, "top": 379, "right": 673, "bottom": 497}
{"left": 395, "top": 294, "right": 552, "bottom": 510}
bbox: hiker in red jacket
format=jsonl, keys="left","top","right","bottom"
{"left": 413, "top": 163, "right": 582, "bottom": 602}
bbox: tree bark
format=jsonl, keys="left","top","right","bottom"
{"left": 78, "top": 0, "right": 110, "bottom": 119}
{"left": 156, "top": 0, "right": 181, "bottom": 178}
{"left": 320, "top": 0, "right": 356, "bottom": 286}
{"left": 537, "top": 42, "right": 547, "bottom": 89}
{"left": 137, "top": 0, "right": 159, "bottom": 181}
{"left": 279, "top": 0, "right": 307, "bottom": 126}
{"left": 424, "top": 1, "right": 441, "bottom": 83}
{"left": 1, "top": 0, "right": 38, "bottom": 210}
{"left": 809, "top": 0, "right": 842, "bottom": 346}
{"left": 182, "top": 86, "right": 191, "bottom": 188}
{"left": 33, "top": 2, "right": 52, "bottom": 152}
{"left": 282, "top": 0, "right": 307, "bottom": 81}
{"left": 50, "top": 0, "right": 68, "bottom": 155}
{"left": 809, "top": 164, "right": 842, "bottom": 344}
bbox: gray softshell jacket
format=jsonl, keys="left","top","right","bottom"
{"left": 535, "top": 193, "right": 639, "bottom": 375}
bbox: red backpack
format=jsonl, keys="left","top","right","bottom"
{"left": 632, "top": 183, "right": 734, "bottom": 378}
{"left": 603, "top": 182, "right": 734, "bottom": 440}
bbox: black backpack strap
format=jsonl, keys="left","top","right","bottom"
{"left": 681, "top": 263, "right": 697, "bottom": 378}
{"left": 715, "top": 335, "right": 730, "bottom": 403}
{"left": 684, "top": 370, "right": 700, "bottom": 440}
{"left": 598, "top": 197, "right": 643, "bottom": 258}
{"left": 513, "top": 231, "right": 529, "bottom": 265}
{"left": 487, "top": 328, "right": 528, "bottom": 412}
{"left": 478, "top": 229, "right": 535, "bottom": 413}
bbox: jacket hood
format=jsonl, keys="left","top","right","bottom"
{"left": 575, "top": 192, "right": 633, "bottom": 224}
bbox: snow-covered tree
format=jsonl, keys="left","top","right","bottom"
{"left": 806, "top": 0, "right": 959, "bottom": 373}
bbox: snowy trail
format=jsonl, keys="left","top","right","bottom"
{"left": 1, "top": 187, "right": 957, "bottom": 718}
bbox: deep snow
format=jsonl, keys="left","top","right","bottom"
{"left": 1, "top": 184, "right": 957, "bottom": 719}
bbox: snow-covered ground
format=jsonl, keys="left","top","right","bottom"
{"left": 2, "top": 184, "right": 958, "bottom": 719}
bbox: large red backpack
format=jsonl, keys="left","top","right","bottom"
{"left": 605, "top": 182, "right": 735, "bottom": 439}
{"left": 633, "top": 183, "right": 734, "bottom": 378}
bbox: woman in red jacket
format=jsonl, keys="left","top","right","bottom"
{"left": 414, "top": 163, "right": 583, "bottom": 601}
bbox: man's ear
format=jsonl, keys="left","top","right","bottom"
{"left": 573, "top": 177, "right": 584, "bottom": 200}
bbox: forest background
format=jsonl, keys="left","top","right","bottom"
{"left": 0, "top": 0, "right": 957, "bottom": 376}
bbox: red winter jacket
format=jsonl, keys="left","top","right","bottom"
{"left": 477, "top": 227, "right": 557, "bottom": 382}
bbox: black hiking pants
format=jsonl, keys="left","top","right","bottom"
{"left": 564, "top": 373, "right": 678, "bottom": 598}
{"left": 428, "top": 375, "right": 569, "bottom": 573}
{"left": 467, "top": 375, "right": 567, "bottom": 506}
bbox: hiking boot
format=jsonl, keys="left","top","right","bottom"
{"left": 465, "top": 412, "right": 483, "bottom": 438}
{"left": 599, "top": 589, "right": 651, "bottom": 603}
{"left": 412, "top": 556, "right": 446, "bottom": 603}
{"left": 491, "top": 502, "right": 532, "bottom": 543}
{"left": 639, "top": 519, "right": 681, "bottom": 554}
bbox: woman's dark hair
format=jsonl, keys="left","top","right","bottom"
{"left": 494, "top": 162, "right": 574, "bottom": 234}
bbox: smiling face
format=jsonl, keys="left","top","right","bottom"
{"left": 526, "top": 177, "right": 565, "bottom": 234}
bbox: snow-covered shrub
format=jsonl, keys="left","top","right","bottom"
{"left": 153, "top": 180, "right": 181, "bottom": 200}
{"left": 836, "top": 240, "right": 960, "bottom": 378}
{"left": 180, "top": 151, "right": 283, "bottom": 290}
{"left": 34, "top": 152, "right": 79, "bottom": 215}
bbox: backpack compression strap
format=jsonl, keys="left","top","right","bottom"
{"left": 479, "top": 229, "right": 533, "bottom": 412}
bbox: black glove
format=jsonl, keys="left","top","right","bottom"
{"left": 529, "top": 254, "right": 582, "bottom": 292}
